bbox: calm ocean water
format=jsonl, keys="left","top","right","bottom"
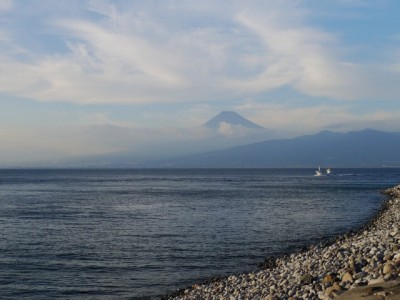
{"left": 0, "top": 168, "right": 399, "bottom": 299}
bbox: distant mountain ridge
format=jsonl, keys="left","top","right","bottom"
{"left": 203, "top": 111, "right": 264, "bottom": 129}
{"left": 159, "top": 129, "right": 400, "bottom": 167}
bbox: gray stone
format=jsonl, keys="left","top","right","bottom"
{"left": 354, "top": 272, "right": 368, "bottom": 280}
{"left": 300, "top": 273, "right": 314, "bottom": 285}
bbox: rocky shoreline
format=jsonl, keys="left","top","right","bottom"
{"left": 164, "top": 185, "right": 400, "bottom": 300}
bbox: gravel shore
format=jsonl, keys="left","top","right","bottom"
{"left": 165, "top": 185, "right": 400, "bottom": 300}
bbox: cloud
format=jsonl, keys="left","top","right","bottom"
{"left": 216, "top": 121, "right": 262, "bottom": 138}
{"left": 0, "top": 0, "right": 399, "bottom": 105}
{"left": 230, "top": 4, "right": 400, "bottom": 101}
{"left": 235, "top": 100, "right": 400, "bottom": 133}
{"left": 0, "top": 0, "right": 13, "bottom": 12}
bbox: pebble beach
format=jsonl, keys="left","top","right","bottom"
{"left": 165, "top": 185, "right": 400, "bottom": 300}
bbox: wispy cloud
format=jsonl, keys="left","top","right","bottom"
{"left": 0, "top": 0, "right": 399, "bottom": 105}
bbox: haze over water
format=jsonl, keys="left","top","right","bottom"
{"left": 0, "top": 168, "right": 399, "bottom": 299}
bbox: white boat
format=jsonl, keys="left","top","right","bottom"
{"left": 315, "top": 166, "right": 323, "bottom": 176}
{"left": 326, "top": 168, "right": 331, "bottom": 174}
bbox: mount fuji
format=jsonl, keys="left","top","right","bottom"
{"left": 203, "top": 111, "right": 264, "bottom": 130}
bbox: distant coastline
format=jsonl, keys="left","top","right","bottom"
{"left": 2, "top": 128, "right": 400, "bottom": 169}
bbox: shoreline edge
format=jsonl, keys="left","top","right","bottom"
{"left": 163, "top": 185, "right": 400, "bottom": 300}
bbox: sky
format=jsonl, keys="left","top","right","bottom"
{"left": 1, "top": 0, "right": 400, "bottom": 163}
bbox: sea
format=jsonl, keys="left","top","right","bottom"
{"left": 0, "top": 168, "right": 399, "bottom": 299}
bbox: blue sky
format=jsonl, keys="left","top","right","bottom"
{"left": 1, "top": 0, "right": 400, "bottom": 163}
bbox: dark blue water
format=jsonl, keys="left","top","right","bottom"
{"left": 0, "top": 168, "right": 399, "bottom": 299}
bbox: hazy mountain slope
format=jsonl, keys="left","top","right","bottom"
{"left": 159, "top": 129, "right": 400, "bottom": 167}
